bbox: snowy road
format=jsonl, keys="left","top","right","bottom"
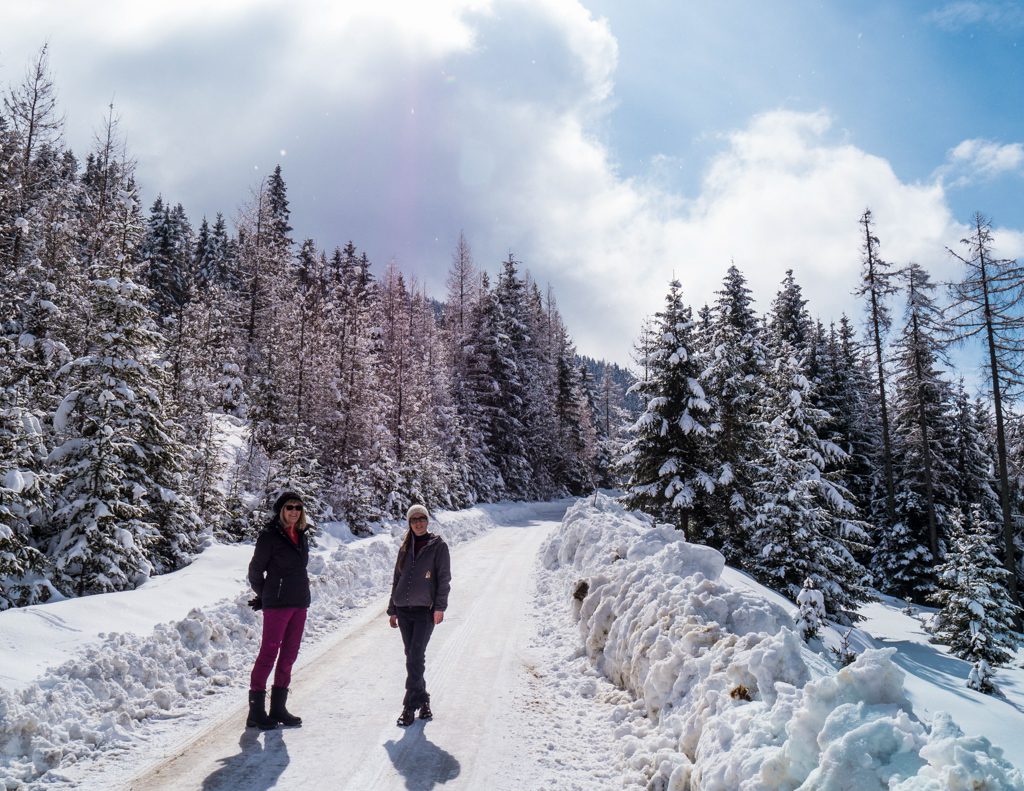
{"left": 125, "top": 516, "right": 606, "bottom": 790}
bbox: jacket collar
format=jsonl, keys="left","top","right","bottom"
{"left": 273, "top": 519, "right": 307, "bottom": 553}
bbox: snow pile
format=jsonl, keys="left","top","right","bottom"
{"left": 0, "top": 501, "right": 538, "bottom": 788}
{"left": 541, "top": 494, "right": 1023, "bottom": 790}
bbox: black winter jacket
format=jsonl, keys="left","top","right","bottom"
{"left": 248, "top": 521, "right": 311, "bottom": 609}
{"left": 387, "top": 533, "right": 451, "bottom": 615}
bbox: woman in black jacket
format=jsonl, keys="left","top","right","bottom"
{"left": 387, "top": 503, "right": 451, "bottom": 727}
{"left": 245, "top": 491, "right": 310, "bottom": 730}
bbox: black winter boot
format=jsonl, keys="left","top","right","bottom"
{"left": 269, "top": 686, "right": 302, "bottom": 726}
{"left": 419, "top": 700, "right": 433, "bottom": 720}
{"left": 397, "top": 707, "right": 416, "bottom": 727}
{"left": 246, "top": 690, "right": 277, "bottom": 730}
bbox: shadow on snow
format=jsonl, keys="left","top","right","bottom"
{"left": 384, "top": 722, "right": 461, "bottom": 790}
{"left": 201, "top": 728, "right": 290, "bottom": 791}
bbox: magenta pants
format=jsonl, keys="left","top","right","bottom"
{"left": 250, "top": 607, "right": 307, "bottom": 691}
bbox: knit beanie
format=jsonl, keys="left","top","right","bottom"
{"left": 273, "top": 491, "right": 303, "bottom": 516}
{"left": 406, "top": 503, "right": 430, "bottom": 522}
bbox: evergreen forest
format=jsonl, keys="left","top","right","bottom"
{"left": 2, "top": 47, "right": 1021, "bottom": 680}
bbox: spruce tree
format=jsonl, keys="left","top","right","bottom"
{"left": 48, "top": 121, "right": 200, "bottom": 594}
{"left": 932, "top": 507, "right": 1020, "bottom": 687}
{"left": 48, "top": 181, "right": 160, "bottom": 594}
{"left": 768, "top": 269, "right": 813, "bottom": 354}
{"left": 825, "top": 315, "right": 877, "bottom": 526}
{"left": 745, "top": 345, "right": 871, "bottom": 622}
{"left": 952, "top": 384, "right": 1000, "bottom": 522}
{"left": 469, "top": 254, "right": 534, "bottom": 499}
{"left": 875, "top": 263, "right": 958, "bottom": 600}
{"left": 442, "top": 237, "right": 499, "bottom": 502}
{"left": 794, "top": 577, "right": 827, "bottom": 641}
{"left": 700, "top": 264, "right": 765, "bottom": 549}
{"left": 620, "top": 279, "right": 715, "bottom": 534}
{"left": 0, "top": 356, "right": 52, "bottom": 607}
{"left": 947, "top": 213, "right": 1024, "bottom": 611}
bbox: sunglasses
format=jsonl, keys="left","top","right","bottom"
{"left": 409, "top": 516, "right": 428, "bottom": 524}
{"left": 284, "top": 504, "right": 304, "bottom": 512}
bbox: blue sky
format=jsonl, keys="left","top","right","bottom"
{"left": 589, "top": 1, "right": 1023, "bottom": 224}
{"left": 2, "top": 1, "right": 1022, "bottom": 372}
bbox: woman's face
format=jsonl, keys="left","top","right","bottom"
{"left": 281, "top": 500, "right": 303, "bottom": 529}
{"left": 409, "top": 515, "right": 429, "bottom": 536}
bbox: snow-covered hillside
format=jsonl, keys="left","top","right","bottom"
{"left": 541, "top": 494, "right": 1024, "bottom": 789}
{"left": 1, "top": 495, "right": 1022, "bottom": 790}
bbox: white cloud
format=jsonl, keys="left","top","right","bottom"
{"left": 495, "top": 104, "right": 969, "bottom": 366}
{"left": 2, "top": 0, "right": 1016, "bottom": 370}
{"left": 936, "top": 138, "right": 1024, "bottom": 187}
{"left": 925, "top": 2, "right": 1024, "bottom": 32}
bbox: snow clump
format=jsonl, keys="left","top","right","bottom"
{"left": 0, "top": 503, "right": 518, "bottom": 787}
{"left": 541, "top": 493, "right": 1023, "bottom": 790}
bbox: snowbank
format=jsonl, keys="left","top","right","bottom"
{"left": 0, "top": 501, "right": 556, "bottom": 788}
{"left": 540, "top": 494, "right": 1024, "bottom": 790}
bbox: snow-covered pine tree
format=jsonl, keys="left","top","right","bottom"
{"left": 947, "top": 213, "right": 1024, "bottom": 612}
{"left": 48, "top": 116, "right": 199, "bottom": 594}
{"left": 0, "top": 254, "right": 64, "bottom": 602}
{"left": 441, "top": 236, "right": 500, "bottom": 503}
{"left": 172, "top": 231, "right": 247, "bottom": 539}
{"left": 821, "top": 315, "right": 877, "bottom": 531}
{"left": 745, "top": 345, "right": 871, "bottom": 622}
{"left": 252, "top": 430, "right": 327, "bottom": 540}
{"left": 141, "top": 199, "right": 194, "bottom": 400}
{"left": 0, "top": 44, "right": 79, "bottom": 407}
{"left": 592, "top": 364, "right": 631, "bottom": 488}
{"left": 932, "top": 507, "right": 1020, "bottom": 690}
{"left": 445, "top": 231, "right": 479, "bottom": 357}
{"left": 379, "top": 264, "right": 463, "bottom": 512}
{"left": 875, "top": 263, "right": 958, "bottom": 602}
{"left": 379, "top": 262, "right": 413, "bottom": 480}
{"left": 619, "top": 278, "right": 715, "bottom": 534}
{"left": 896, "top": 264, "right": 956, "bottom": 548}
{"left": 0, "top": 45, "right": 63, "bottom": 271}
{"left": 206, "top": 212, "right": 238, "bottom": 291}
{"left": 953, "top": 389, "right": 1000, "bottom": 524}
{"left": 768, "top": 269, "right": 813, "bottom": 355}
{"left": 236, "top": 169, "right": 295, "bottom": 461}
{"left": 290, "top": 240, "right": 325, "bottom": 425}
{"left": 322, "top": 243, "right": 392, "bottom": 533}
{"left": 146, "top": 416, "right": 205, "bottom": 573}
{"left": 967, "top": 659, "right": 997, "bottom": 694}
{"left": 404, "top": 283, "right": 470, "bottom": 509}
{"left": 794, "top": 577, "right": 827, "bottom": 641}
{"left": 466, "top": 254, "right": 534, "bottom": 500}
{"left": 550, "top": 307, "right": 599, "bottom": 495}
{"left": 48, "top": 201, "right": 157, "bottom": 590}
{"left": 700, "top": 264, "right": 766, "bottom": 550}
{"left": 521, "top": 278, "right": 560, "bottom": 498}
{"left": 0, "top": 351, "right": 53, "bottom": 607}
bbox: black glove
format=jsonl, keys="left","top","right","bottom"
{"left": 248, "top": 596, "right": 262, "bottom": 611}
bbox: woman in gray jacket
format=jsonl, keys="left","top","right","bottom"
{"left": 387, "top": 503, "right": 451, "bottom": 726}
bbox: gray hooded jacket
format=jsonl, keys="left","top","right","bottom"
{"left": 387, "top": 532, "right": 451, "bottom": 615}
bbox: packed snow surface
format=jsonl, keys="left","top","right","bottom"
{"left": 2, "top": 495, "right": 1023, "bottom": 789}
{"left": 0, "top": 502, "right": 554, "bottom": 789}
